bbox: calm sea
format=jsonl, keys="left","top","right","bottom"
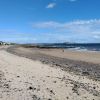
{"left": 39, "top": 43, "right": 100, "bottom": 51}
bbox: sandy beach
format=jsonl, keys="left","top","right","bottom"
{"left": 0, "top": 46, "right": 100, "bottom": 100}
{"left": 7, "top": 46, "right": 100, "bottom": 81}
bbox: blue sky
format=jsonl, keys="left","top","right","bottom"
{"left": 0, "top": 0, "right": 100, "bottom": 43}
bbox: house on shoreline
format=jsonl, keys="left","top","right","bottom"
{"left": 0, "top": 41, "right": 11, "bottom": 45}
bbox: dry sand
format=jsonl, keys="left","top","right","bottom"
{"left": 0, "top": 46, "right": 100, "bottom": 100}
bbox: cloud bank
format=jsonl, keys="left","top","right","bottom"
{"left": 32, "top": 19, "right": 100, "bottom": 43}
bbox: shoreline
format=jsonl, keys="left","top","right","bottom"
{"left": 7, "top": 46, "right": 100, "bottom": 81}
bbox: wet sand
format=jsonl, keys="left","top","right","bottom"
{"left": 0, "top": 46, "right": 100, "bottom": 100}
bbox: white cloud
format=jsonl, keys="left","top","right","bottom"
{"left": 45, "top": 0, "right": 77, "bottom": 9}
{"left": 94, "top": 35, "right": 100, "bottom": 39}
{"left": 32, "top": 19, "right": 100, "bottom": 34}
{"left": 32, "top": 19, "right": 100, "bottom": 42}
{"left": 46, "top": 3, "right": 56, "bottom": 9}
{"left": 32, "top": 21, "right": 63, "bottom": 29}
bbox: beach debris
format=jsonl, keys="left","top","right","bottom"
{"left": 46, "top": 88, "right": 55, "bottom": 95}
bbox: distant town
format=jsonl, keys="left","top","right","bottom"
{"left": 0, "top": 41, "right": 16, "bottom": 45}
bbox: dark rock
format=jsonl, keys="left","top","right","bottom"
{"left": 29, "top": 86, "right": 33, "bottom": 90}
{"left": 93, "top": 87, "right": 96, "bottom": 89}
{"left": 17, "top": 76, "right": 20, "bottom": 78}
{"left": 4, "top": 83, "right": 9, "bottom": 88}
{"left": 82, "top": 71, "right": 90, "bottom": 75}
{"left": 48, "top": 99, "right": 52, "bottom": 100}
{"left": 32, "top": 95, "right": 37, "bottom": 99}
{"left": 32, "top": 95, "right": 40, "bottom": 100}
{"left": 50, "top": 90, "right": 55, "bottom": 95}
{"left": 72, "top": 84, "right": 80, "bottom": 95}
{"left": 66, "top": 97, "right": 69, "bottom": 99}
{"left": 53, "top": 81, "right": 56, "bottom": 83}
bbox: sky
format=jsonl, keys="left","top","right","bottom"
{"left": 0, "top": 0, "right": 100, "bottom": 43}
